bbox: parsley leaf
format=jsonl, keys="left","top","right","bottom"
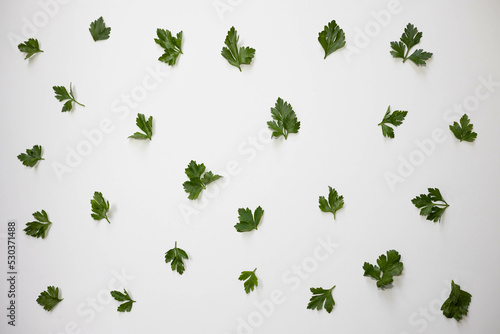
{"left": 363, "top": 250, "right": 403, "bottom": 288}
{"left": 110, "top": 289, "right": 136, "bottom": 312}
{"left": 165, "top": 241, "right": 189, "bottom": 275}
{"left": 307, "top": 286, "right": 336, "bottom": 313}
{"left": 37, "top": 286, "right": 63, "bottom": 311}
{"left": 221, "top": 26, "right": 255, "bottom": 71}
{"left": 155, "top": 28, "right": 183, "bottom": 66}
{"left": 24, "top": 210, "right": 52, "bottom": 239}
{"left": 378, "top": 106, "right": 408, "bottom": 138}
{"left": 89, "top": 16, "right": 111, "bottom": 41}
{"left": 267, "top": 97, "right": 300, "bottom": 139}
{"left": 319, "top": 186, "right": 344, "bottom": 219}
{"left": 449, "top": 114, "right": 477, "bottom": 142}
{"left": 318, "top": 20, "right": 346, "bottom": 59}
{"left": 234, "top": 206, "right": 264, "bottom": 232}
{"left": 17, "top": 145, "right": 44, "bottom": 167}
{"left": 90, "top": 191, "right": 111, "bottom": 223}
{"left": 441, "top": 280, "right": 472, "bottom": 321}
{"left": 390, "top": 23, "right": 432, "bottom": 66}
{"left": 183, "top": 160, "right": 222, "bottom": 200}
{"left": 18, "top": 38, "right": 43, "bottom": 59}
{"left": 128, "top": 113, "right": 153, "bottom": 140}
{"left": 238, "top": 268, "right": 258, "bottom": 294}
{"left": 53, "top": 83, "right": 85, "bottom": 112}
{"left": 411, "top": 188, "right": 449, "bottom": 222}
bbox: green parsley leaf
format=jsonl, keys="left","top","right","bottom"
{"left": 165, "top": 241, "right": 189, "bottom": 275}
{"left": 89, "top": 16, "right": 111, "bottom": 41}
{"left": 234, "top": 206, "right": 264, "bottom": 232}
{"left": 319, "top": 186, "right": 344, "bottom": 219}
{"left": 37, "top": 286, "right": 63, "bottom": 311}
{"left": 449, "top": 114, "right": 477, "bottom": 142}
{"left": 183, "top": 160, "right": 222, "bottom": 200}
{"left": 378, "top": 106, "right": 408, "bottom": 138}
{"left": 24, "top": 210, "right": 52, "bottom": 239}
{"left": 363, "top": 250, "right": 403, "bottom": 288}
{"left": 128, "top": 113, "right": 153, "bottom": 140}
{"left": 238, "top": 268, "right": 258, "bottom": 294}
{"left": 411, "top": 188, "right": 449, "bottom": 222}
{"left": 110, "top": 289, "right": 136, "bottom": 312}
{"left": 390, "top": 23, "right": 432, "bottom": 66}
{"left": 17, "top": 145, "right": 44, "bottom": 167}
{"left": 18, "top": 38, "right": 43, "bottom": 59}
{"left": 90, "top": 191, "right": 111, "bottom": 223}
{"left": 221, "top": 26, "right": 255, "bottom": 71}
{"left": 441, "top": 280, "right": 472, "bottom": 321}
{"left": 53, "top": 83, "right": 85, "bottom": 112}
{"left": 318, "top": 20, "right": 346, "bottom": 59}
{"left": 267, "top": 97, "right": 300, "bottom": 140}
{"left": 155, "top": 28, "right": 183, "bottom": 66}
{"left": 307, "top": 286, "right": 336, "bottom": 313}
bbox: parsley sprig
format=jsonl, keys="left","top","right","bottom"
{"left": 390, "top": 23, "right": 432, "bottom": 66}
{"left": 307, "top": 286, "right": 336, "bottom": 313}
{"left": 412, "top": 188, "right": 449, "bottom": 222}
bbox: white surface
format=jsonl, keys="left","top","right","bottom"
{"left": 1, "top": 0, "right": 500, "bottom": 333}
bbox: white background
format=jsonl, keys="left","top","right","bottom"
{"left": 1, "top": 0, "right": 500, "bottom": 333}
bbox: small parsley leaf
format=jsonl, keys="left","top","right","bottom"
{"left": 128, "top": 113, "right": 153, "bottom": 140}
{"left": 90, "top": 191, "right": 111, "bottom": 223}
{"left": 307, "top": 286, "right": 336, "bottom": 313}
{"left": 378, "top": 106, "right": 408, "bottom": 138}
{"left": 155, "top": 28, "right": 183, "bottom": 66}
{"left": 411, "top": 188, "right": 449, "bottom": 222}
{"left": 165, "top": 241, "right": 189, "bottom": 275}
{"left": 89, "top": 16, "right": 111, "bottom": 41}
{"left": 17, "top": 145, "right": 44, "bottom": 167}
{"left": 318, "top": 20, "right": 346, "bottom": 59}
{"left": 319, "top": 186, "right": 344, "bottom": 219}
{"left": 24, "top": 210, "right": 52, "bottom": 239}
{"left": 110, "top": 289, "right": 136, "bottom": 312}
{"left": 441, "top": 280, "right": 472, "bottom": 321}
{"left": 449, "top": 114, "right": 477, "bottom": 142}
{"left": 183, "top": 160, "right": 222, "bottom": 200}
{"left": 221, "top": 26, "right": 255, "bottom": 71}
{"left": 234, "top": 206, "right": 264, "bottom": 232}
{"left": 390, "top": 23, "right": 432, "bottom": 66}
{"left": 239, "top": 268, "right": 258, "bottom": 294}
{"left": 18, "top": 38, "right": 43, "bottom": 59}
{"left": 363, "top": 250, "right": 404, "bottom": 288}
{"left": 267, "top": 97, "right": 300, "bottom": 140}
{"left": 53, "top": 83, "right": 85, "bottom": 112}
{"left": 37, "top": 286, "right": 63, "bottom": 311}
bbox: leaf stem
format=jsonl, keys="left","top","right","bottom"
{"left": 73, "top": 99, "right": 85, "bottom": 107}
{"left": 403, "top": 47, "right": 410, "bottom": 62}
{"left": 105, "top": 215, "right": 111, "bottom": 224}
